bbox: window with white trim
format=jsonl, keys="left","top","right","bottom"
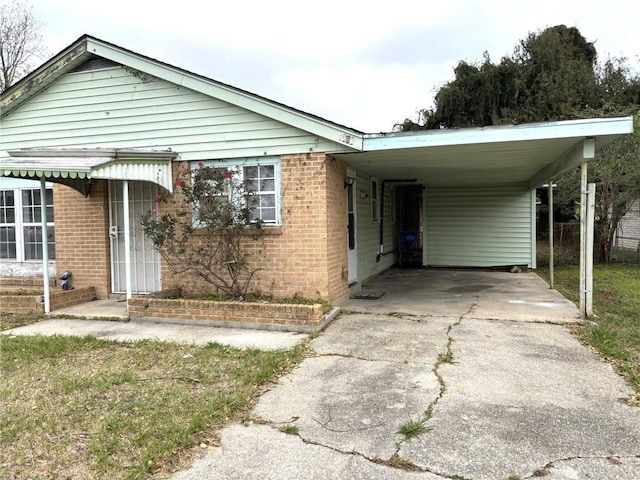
{"left": 370, "top": 177, "right": 379, "bottom": 223}
{"left": 0, "top": 187, "right": 55, "bottom": 261}
{"left": 195, "top": 158, "right": 281, "bottom": 225}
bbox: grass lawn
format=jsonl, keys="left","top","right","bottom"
{"left": 538, "top": 263, "right": 640, "bottom": 399}
{"left": 0, "top": 331, "right": 307, "bottom": 479}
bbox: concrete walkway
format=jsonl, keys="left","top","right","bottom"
{"left": 1, "top": 318, "right": 305, "bottom": 351}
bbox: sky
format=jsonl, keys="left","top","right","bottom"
{"left": 24, "top": 0, "right": 640, "bottom": 133}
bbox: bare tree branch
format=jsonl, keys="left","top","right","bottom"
{"left": 0, "top": 0, "right": 46, "bottom": 92}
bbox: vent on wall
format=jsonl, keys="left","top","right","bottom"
{"left": 72, "top": 57, "right": 120, "bottom": 72}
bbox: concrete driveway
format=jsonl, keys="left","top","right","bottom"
{"left": 173, "top": 270, "right": 640, "bottom": 479}
{"left": 341, "top": 268, "right": 580, "bottom": 322}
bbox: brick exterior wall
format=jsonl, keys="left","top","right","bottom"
{"left": 248, "top": 153, "right": 348, "bottom": 303}
{"left": 53, "top": 181, "right": 111, "bottom": 299}
{"left": 0, "top": 287, "right": 96, "bottom": 314}
{"left": 48, "top": 154, "right": 349, "bottom": 305}
{"left": 0, "top": 276, "right": 57, "bottom": 287}
{"left": 161, "top": 154, "right": 349, "bottom": 304}
{"left": 128, "top": 296, "right": 324, "bottom": 331}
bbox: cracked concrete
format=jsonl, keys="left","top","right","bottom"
{"left": 341, "top": 269, "right": 579, "bottom": 323}
{"left": 173, "top": 314, "right": 639, "bottom": 479}
{"left": 171, "top": 424, "right": 443, "bottom": 480}
{"left": 399, "top": 317, "right": 640, "bottom": 479}
{"left": 253, "top": 318, "right": 445, "bottom": 460}
{"left": 522, "top": 456, "right": 640, "bottom": 479}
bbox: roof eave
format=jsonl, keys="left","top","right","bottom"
{"left": 0, "top": 35, "right": 91, "bottom": 116}
{"left": 362, "top": 116, "right": 634, "bottom": 152}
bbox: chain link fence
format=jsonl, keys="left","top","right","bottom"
{"left": 613, "top": 200, "right": 640, "bottom": 264}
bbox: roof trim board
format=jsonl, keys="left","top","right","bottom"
{"left": 363, "top": 116, "right": 634, "bottom": 151}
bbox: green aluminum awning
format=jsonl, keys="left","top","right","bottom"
{"left": 0, "top": 148, "right": 177, "bottom": 195}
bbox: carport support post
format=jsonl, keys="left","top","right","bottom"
{"left": 585, "top": 182, "right": 595, "bottom": 316}
{"left": 579, "top": 160, "right": 595, "bottom": 318}
{"left": 40, "top": 177, "right": 51, "bottom": 314}
{"left": 548, "top": 180, "right": 554, "bottom": 289}
{"left": 123, "top": 180, "right": 133, "bottom": 306}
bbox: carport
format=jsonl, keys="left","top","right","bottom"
{"left": 334, "top": 116, "right": 634, "bottom": 317}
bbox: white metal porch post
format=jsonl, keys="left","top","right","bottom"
{"left": 40, "top": 177, "right": 51, "bottom": 313}
{"left": 122, "top": 180, "right": 133, "bottom": 304}
{"left": 578, "top": 157, "right": 595, "bottom": 318}
{"left": 548, "top": 180, "right": 554, "bottom": 289}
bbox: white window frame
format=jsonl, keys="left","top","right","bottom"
{"left": 194, "top": 157, "right": 282, "bottom": 226}
{"left": 0, "top": 186, "right": 55, "bottom": 262}
{"left": 370, "top": 177, "right": 380, "bottom": 223}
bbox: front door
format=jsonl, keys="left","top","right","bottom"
{"left": 109, "top": 181, "right": 160, "bottom": 294}
{"left": 346, "top": 169, "right": 358, "bottom": 285}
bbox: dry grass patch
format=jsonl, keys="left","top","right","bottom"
{"left": 0, "top": 312, "right": 46, "bottom": 331}
{"left": 0, "top": 334, "right": 306, "bottom": 479}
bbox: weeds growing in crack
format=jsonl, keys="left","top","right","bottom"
{"left": 437, "top": 350, "right": 456, "bottom": 364}
{"left": 388, "top": 455, "right": 422, "bottom": 471}
{"left": 308, "top": 331, "right": 321, "bottom": 340}
{"left": 371, "top": 454, "right": 422, "bottom": 471}
{"left": 396, "top": 418, "right": 431, "bottom": 440}
{"left": 278, "top": 424, "right": 299, "bottom": 435}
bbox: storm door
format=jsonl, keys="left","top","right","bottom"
{"left": 109, "top": 181, "right": 160, "bottom": 294}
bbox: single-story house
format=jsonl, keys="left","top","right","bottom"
{"left": 0, "top": 35, "right": 634, "bottom": 316}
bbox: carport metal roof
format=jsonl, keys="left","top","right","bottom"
{"left": 333, "top": 116, "right": 633, "bottom": 188}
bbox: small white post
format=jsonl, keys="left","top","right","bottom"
{"left": 548, "top": 180, "right": 554, "bottom": 289}
{"left": 123, "top": 180, "right": 132, "bottom": 306}
{"left": 40, "top": 177, "right": 51, "bottom": 314}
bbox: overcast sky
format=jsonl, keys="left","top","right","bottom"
{"left": 27, "top": 0, "right": 640, "bottom": 133}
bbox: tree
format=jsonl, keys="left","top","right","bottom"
{"left": 141, "top": 163, "right": 264, "bottom": 299}
{"left": 400, "top": 25, "right": 601, "bottom": 130}
{"left": 554, "top": 110, "right": 640, "bottom": 262}
{"left": 400, "top": 25, "right": 640, "bottom": 263}
{"left": 0, "top": 0, "right": 45, "bottom": 92}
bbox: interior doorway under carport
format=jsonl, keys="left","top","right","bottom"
{"left": 395, "top": 185, "right": 424, "bottom": 268}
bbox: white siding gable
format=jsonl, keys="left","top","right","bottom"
{"left": 0, "top": 66, "right": 346, "bottom": 160}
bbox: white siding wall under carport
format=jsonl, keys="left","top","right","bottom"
{"left": 425, "top": 186, "right": 536, "bottom": 268}
{"left": 354, "top": 170, "right": 397, "bottom": 283}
